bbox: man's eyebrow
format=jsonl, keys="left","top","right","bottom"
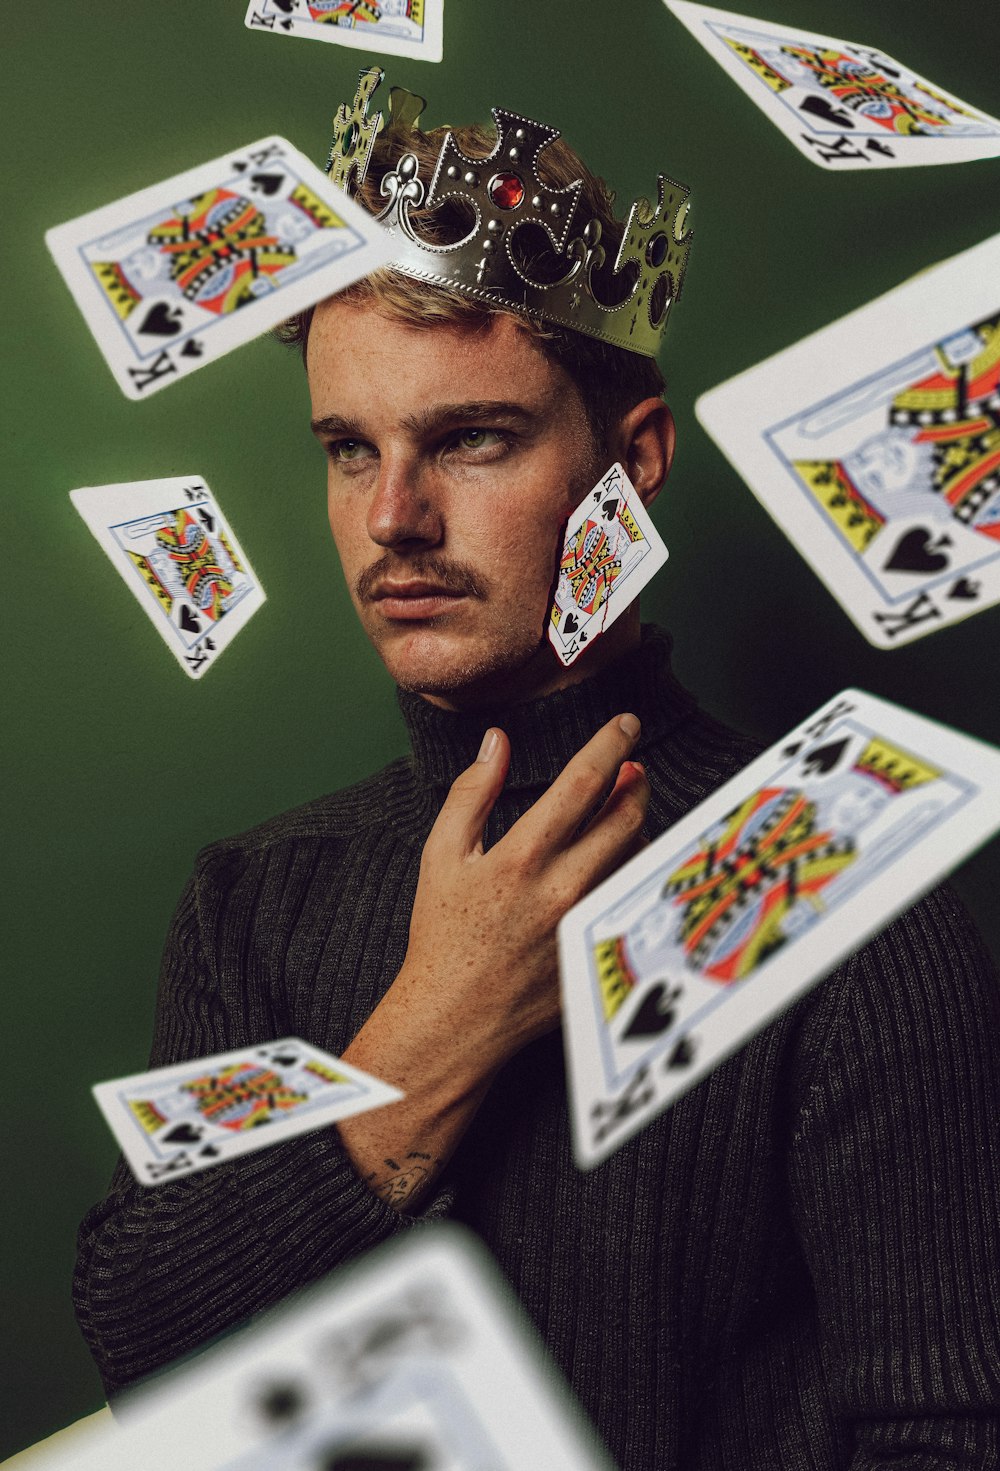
{"left": 310, "top": 400, "right": 548, "bottom": 442}
{"left": 310, "top": 412, "right": 364, "bottom": 440}
{"left": 399, "top": 400, "right": 546, "bottom": 436}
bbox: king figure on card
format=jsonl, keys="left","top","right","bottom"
{"left": 75, "top": 68, "right": 1000, "bottom": 1470}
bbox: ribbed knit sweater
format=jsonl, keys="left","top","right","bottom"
{"left": 74, "top": 627, "right": 1000, "bottom": 1469}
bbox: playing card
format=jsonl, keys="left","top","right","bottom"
{"left": 46, "top": 136, "right": 394, "bottom": 399}
{"left": 26, "top": 1227, "right": 612, "bottom": 1469}
{"left": 70, "top": 477, "right": 265, "bottom": 679}
{"left": 245, "top": 0, "right": 444, "bottom": 63}
{"left": 93, "top": 1037, "right": 403, "bottom": 1185}
{"left": 695, "top": 231, "right": 1000, "bottom": 648}
{"left": 548, "top": 462, "right": 668, "bottom": 668}
{"left": 559, "top": 689, "right": 1000, "bottom": 1170}
{"left": 664, "top": 1, "right": 1000, "bottom": 169}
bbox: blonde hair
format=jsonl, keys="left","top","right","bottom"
{"left": 276, "top": 118, "right": 665, "bottom": 446}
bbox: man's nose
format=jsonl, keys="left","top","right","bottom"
{"left": 366, "top": 454, "right": 444, "bottom": 548}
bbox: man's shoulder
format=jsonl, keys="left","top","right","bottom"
{"left": 193, "top": 756, "right": 420, "bottom": 874}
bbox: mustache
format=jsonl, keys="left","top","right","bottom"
{"left": 355, "top": 553, "right": 490, "bottom": 604}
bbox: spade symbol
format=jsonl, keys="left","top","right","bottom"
{"left": 273, "top": 0, "right": 296, "bottom": 10}
{"left": 164, "top": 1123, "right": 204, "bottom": 1146}
{"left": 250, "top": 172, "right": 283, "bottom": 196}
{"left": 867, "top": 139, "right": 896, "bottom": 157}
{"left": 579, "top": 630, "right": 588, "bottom": 642}
{"left": 563, "top": 612, "right": 580, "bottom": 634}
{"left": 139, "top": 302, "right": 183, "bottom": 336}
{"left": 666, "top": 1035, "right": 697, "bottom": 1070}
{"left": 179, "top": 606, "right": 202, "bottom": 635}
{"left": 181, "top": 339, "right": 204, "bottom": 358}
{"left": 799, "top": 94, "right": 855, "bottom": 128}
{"left": 601, "top": 496, "right": 620, "bottom": 521}
{"left": 321, "top": 1445, "right": 431, "bottom": 1471}
{"left": 884, "top": 527, "right": 953, "bottom": 575}
{"left": 280, "top": 16, "right": 293, "bottom": 26}
{"left": 199, "top": 1145, "right": 221, "bottom": 1158}
{"left": 203, "top": 637, "right": 216, "bottom": 651}
{"left": 623, "top": 982, "right": 682, "bottom": 1040}
{"left": 198, "top": 508, "right": 216, "bottom": 533}
{"left": 268, "top": 1052, "right": 299, "bottom": 1066}
{"left": 255, "top": 1381, "right": 306, "bottom": 1424}
{"left": 800, "top": 737, "right": 848, "bottom": 777}
{"left": 782, "top": 740, "right": 803, "bottom": 758}
{"left": 948, "top": 577, "right": 981, "bottom": 600}
{"left": 233, "top": 160, "right": 248, "bottom": 172}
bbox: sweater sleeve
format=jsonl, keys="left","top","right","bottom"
{"left": 788, "top": 886, "right": 1000, "bottom": 1470}
{"left": 73, "top": 862, "right": 451, "bottom": 1400}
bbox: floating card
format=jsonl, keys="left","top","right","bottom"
{"left": 26, "top": 1228, "right": 612, "bottom": 1470}
{"left": 46, "top": 136, "right": 394, "bottom": 399}
{"left": 559, "top": 689, "right": 1000, "bottom": 1170}
{"left": 70, "top": 477, "right": 265, "bottom": 679}
{"left": 696, "top": 232, "right": 1000, "bottom": 648}
{"left": 548, "top": 462, "right": 668, "bottom": 667}
{"left": 664, "top": 1, "right": 1000, "bottom": 169}
{"left": 245, "top": 0, "right": 444, "bottom": 62}
{"left": 94, "top": 1037, "right": 403, "bottom": 1184}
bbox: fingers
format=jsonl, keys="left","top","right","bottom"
{"left": 514, "top": 714, "right": 644, "bottom": 855}
{"left": 568, "top": 760, "right": 650, "bottom": 889}
{"left": 425, "top": 727, "right": 511, "bottom": 860}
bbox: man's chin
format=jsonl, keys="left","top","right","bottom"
{"left": 372, "top": 622, "right": 550, "bottom": 706}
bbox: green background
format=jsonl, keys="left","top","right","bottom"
{"left": 4, "top": 1, "right": 999, "bottom": 1456}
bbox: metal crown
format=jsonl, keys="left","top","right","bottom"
{"left": 327, "top": 68, "right": 692, "bottom": 359}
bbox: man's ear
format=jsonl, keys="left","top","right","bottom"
{"left": 615, "top": 398, "right": 676, "bottom": 508}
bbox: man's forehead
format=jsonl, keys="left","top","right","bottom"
{"left": 306, "top": 297, "right": 574, "bottom": 430}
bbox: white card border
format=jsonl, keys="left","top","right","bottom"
{"left": 244, "top": 0, "right": 444, "bottom": 62}
{"left": 694, "top": 231, "right": 1000, "bottom": 649}
{"left": 559, "top": 687, "right": 1000, "bottom": 1169}
{"left": 93, "top": 1036, "right": 404, "bottom": 1184}
{"left": 664, "top": 0, "right": 1000, "bottom": 169}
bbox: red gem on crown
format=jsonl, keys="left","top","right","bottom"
{"left": 488, "top": 173, "right": 525, "bottom": 209}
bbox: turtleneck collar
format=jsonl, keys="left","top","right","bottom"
{"left": 398, "top": 625, "right": 696, "bottom": 792}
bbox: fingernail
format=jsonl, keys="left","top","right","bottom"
{"left": 619, "top": 713, "right": 641, "bottom": 739}
{"left": 477, "top": 729, "right": 499, "bottom": 763}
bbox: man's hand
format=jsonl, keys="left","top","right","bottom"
{"left": 337, "top": 715, "right": 648, "bottom": 1209}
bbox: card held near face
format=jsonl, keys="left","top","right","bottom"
{"left": 695, "top": 231, "right": 1000, "bottom": 648}
{"left": 664, "top": 1, "right": 1000, "bottom": 169}
{"left": 24, "top": 1227, "right": 613, "bottom": 1470}
{"left": 46, "top": 136, "right": 395, "bottom": 399}
{"left": 93, "top": 1037, "right": 404, "bottom": 1184}
{"left": 559, "top": 688, "right": 1000, "bottom": 1170}
{"left": 245, "top": 0, "right": 444, "bottom": 63}
{"left": 548, "top": 462, "right": 668, "bottom": 668}
{"left": 70, "top": 477, "right": 265, "bottom": 679}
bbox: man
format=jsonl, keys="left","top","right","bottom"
{"left": 75, "top": 73, "right": 1000, "bottom": 1469}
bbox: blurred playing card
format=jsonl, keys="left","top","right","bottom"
{"left": 94, "top": 1037, "right": 403, "bottom": 1184}
{"left": 696, "top": 231, "right": 1000, "bottom": 648}
{"left": 25, "top": 1227, "right": 612, "bottom": 1469}
{"left": 664, "top": 1, "right": 1000, "bottom": 169}
{"left": 548, "top": 462, "right": 668, "bottom": 668}
{"left": 245, "top": 0, "right": 444, "bottom": 63}
{"left": 46, "top": 136, "right": 394, "bottom": 399}
{"left": 70, "top": 476, "right": 264, "bottom": 679}
{"left": 559, "top": 688, "right": 1000, "bottom": 1169}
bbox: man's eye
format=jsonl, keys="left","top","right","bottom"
{"left": 455, "top": 428, "right": 502, "bottom": 451}
{"left": 329, "top": 439, "right": 373, "bottom": 463}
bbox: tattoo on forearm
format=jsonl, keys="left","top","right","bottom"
{"left": 365, "top": 1150, "right": 439, "bottom": 1208}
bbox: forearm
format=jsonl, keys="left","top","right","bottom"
{"left": 337, "top": 965, "right": 506, "bottom": 1211}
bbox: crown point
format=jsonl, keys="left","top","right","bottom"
{"left": 489, "top": 173, "right": 525, "bottom": 209}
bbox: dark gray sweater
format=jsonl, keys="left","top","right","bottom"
{"left": 74, "top": 629, "right": 1000, "bottom": 1469}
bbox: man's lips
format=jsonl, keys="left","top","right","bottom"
{"left": 369, "top": 580, "right": 469, "bottom": 619}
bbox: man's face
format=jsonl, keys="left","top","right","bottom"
{"left": 307, "top": 298, "right": 603, "bottom": 707}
